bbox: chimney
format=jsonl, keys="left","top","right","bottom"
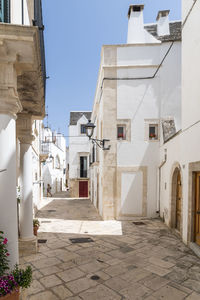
{"left": 156, "top": 10, "right": 170, "bottom": 36}
{"left": 127, "top": 4, "right": 145, "bottom": 44}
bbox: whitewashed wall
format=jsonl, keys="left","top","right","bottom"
{"left": 116, "top": 41, "right": 181, "bottom": 217}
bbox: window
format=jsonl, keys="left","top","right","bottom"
{"left": 149, "top": 124, "right": 158, "bottom": 140}
{"left": 0, "top": 0, "right": 10, "bottom": 23}
{"left": 80, "top": 156, "right": 87, "bottom": 178}
{"left": 80, "top": 124, "right": 86, "bottom": 134}
{"left": 117, "top": 125, "right": 126, "bottom": 140}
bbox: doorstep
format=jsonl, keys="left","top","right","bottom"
{"left": 189, "top": 242, "right": 200, "bottom": 259}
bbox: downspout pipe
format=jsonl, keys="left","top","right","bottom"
{"left": 157, "top": 152, "right": 167, "bottom": 214}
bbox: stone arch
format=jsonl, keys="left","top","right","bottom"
{"left": 170, "top": 162, "right": 183, "bottom": 235}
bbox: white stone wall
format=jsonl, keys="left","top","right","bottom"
{"left": 159, "top": 0, "right": 200, "bottom": 245}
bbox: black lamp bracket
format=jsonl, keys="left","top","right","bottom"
{"left": 90, "top": 138, "right": 111, "bottom": 151}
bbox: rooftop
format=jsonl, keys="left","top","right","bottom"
{"left": 70, "top": 111, "right": 92, "bottom": 125}
{"left": 145, "top": 21, "right": 182, "bottom": 42}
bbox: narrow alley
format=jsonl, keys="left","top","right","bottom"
{"left": 20, "top": 195, "right": 200, "bottom": 300}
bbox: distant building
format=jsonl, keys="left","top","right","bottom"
{"left": 68, "top": 112, "right": 91, "bottom": 198}
{"left": 40, "top": 127, "right": 67, "bottom": 196}
{"left": 90, "top": 5, "right": 181, "bottom": 220}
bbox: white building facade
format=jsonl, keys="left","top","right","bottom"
{"left": 68, "top": 112, "right": 91, "bottom": 198}
{"left": 0, "top": 0, "right": 46, "bottom": 266}
{"left": 159, "top": 0, "right": 200, "bottom": 253}
{"left": 90, "top": 5, "right": 181, "bottom": 220}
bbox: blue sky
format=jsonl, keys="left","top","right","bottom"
{"left": 42, "top": 0, "right": 181, "bottom": 143}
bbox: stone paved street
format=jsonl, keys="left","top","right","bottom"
{"left": 20, "top": 194, "right": 200, "bottom": 299}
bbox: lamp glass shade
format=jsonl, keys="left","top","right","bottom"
{"left": 85, "top": 120, "right": 95, "bottom": 138}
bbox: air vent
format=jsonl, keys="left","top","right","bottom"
{"left": 69, "top": 238, "right": 94, "bottom": 244}
{"left": 38, "top": 239, "right": 47, "bottom": 244}
{"left": 133, "top": 221, "right": 146, "bottom": 225}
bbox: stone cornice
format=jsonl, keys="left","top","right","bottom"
{"left": 0, "top": 86, "right": 22, "bottom": 116}
{"left": 0, "top": 23, "right": 45, "bottom": 118}
{"left": 16, "top": 113, "right": 35, "bottom": 144}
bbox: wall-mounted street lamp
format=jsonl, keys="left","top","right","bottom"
{"left": 85, "top": 120, "right": 111, "bottom": 151}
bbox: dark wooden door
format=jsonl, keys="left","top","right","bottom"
{"left": 175, "top": 172, "right": 182, "bottom": 231}
{"left": 195, "top": 173, "right": 200, "bottom": 246}
{"left": 79, "top": 181, "right": 88, "bottom": 197}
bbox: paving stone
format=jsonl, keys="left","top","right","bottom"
{"left": 29, "top": 291, "right": 59, "bottom": 300}
{"left": 51, "top": 285, "right": 73, "bottom": 299}
{"left": 23, "top": 253, "right": 46, "bottom": 262}
{"left": 104, "top": 276, "right": 130, "bottom": 291}
{"left": 79, "top": 284, "right": 121, "bottom": 300}
{"left": 148, "top": 256, "right": 175, "bottom": 269}
{"left": 66, "top": 277, "right": 98, "bottom": 293}
{"left": 31, "top": 257, "right": 61, "bottom": 269}
{"left": 27, "top": 279, "right": 45, "bottom": 295}
{"left": 90, "top": 270, "right": 111, "bottom": 281}
{"left": 103, "top": 264, "right": 127, "bottom": 277}
{"left": 40, "top": 265, "right": 61, "bottom": 276}
{"left": 183, "top": 279, "right": 200, "bottom": 293}
{"left": 186, "top": 292, "right": 200, "bottom": 300}
{"left": 120, "top": 282, "right": 152, "bottom": 299}
{"left": 79, "top": 260, "right": 108, "bottom": 273}
{"left": 57, "top": 267, "right": 85, "bottom": 283}
{"left": 19, "top": 198, "right": 200, "bottom": 299}
{"left": 144, "top": 264, "right": 172, "bottom": 276}
{"left": 120, "top": 268, "right": 152, "bottom": 283}
{"left": 139, "top": 274, "right": 169, "bottom": 291}
{"left": 39, "top": 274, "right": 62, "bottom": 288}
{"left": 152, "top": 285, "right": 188, "bottom": 299}
{"left": 32, "top": 270, "right": 43, "bottom": 280}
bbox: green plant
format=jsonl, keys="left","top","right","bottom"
{"left": 12, "top": 265, "right": 32, "bottom": 289}
{"left": 33, "top": 219, "right": 40, "bottom": 227}
{"left": 0, "top": 231, "right": 10, "bottom": 277}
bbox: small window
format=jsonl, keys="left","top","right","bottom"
{"left": 117, "top": 125, "right": 126, "bottom": 140}
{"left": 133, "top": 6, "right": 141, "bottom": 12}
{"left": 80, "top": 124, "right": 86, "bottom": 134}
{"left": 149, "top": 124, "right": 158, "bottom": 140}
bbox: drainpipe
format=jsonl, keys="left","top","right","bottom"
{"left": 157, "top": 149, "right": 167, "bottom": 214}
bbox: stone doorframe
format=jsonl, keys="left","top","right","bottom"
{"left": 170, "top": 162, "right": 183, "bottom": 236}
{"left": 187, "top": 161, "right": 200, "bottom": 244}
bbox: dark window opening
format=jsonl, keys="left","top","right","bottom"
{"left": 149, "top": 124, "right": 158, "bottom": 140}
{"left": 81, "top": 124, "right": 86, "bottom": 134}
{"left": 133, "top": 6, "right": 141, "bottom": 12}
{"left": 117, "top": 126, "right": 126, "bottom": 140}
{"left": 80, "top": 156, "right": 87, "bottom": 178}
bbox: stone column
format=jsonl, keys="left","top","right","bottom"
{"left": 17, "top": 114, "right": 36, "bottom": 243}
{"left": 0, "top": 67, "right": 22, "bottom": 267}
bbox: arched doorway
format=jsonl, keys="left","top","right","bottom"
{"left": 171, "top": 167, "right": 182, "bottom": 232}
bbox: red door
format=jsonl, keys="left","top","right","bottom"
{"left": 79, "top": 181, "right": 88, "bottom": 197}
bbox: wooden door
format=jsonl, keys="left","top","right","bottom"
{"left": 195, "top": 173, "right": 200, "bottom": 246}
{"left": 79, "top": 181, "right": 88, "bottom": 197}
{"left": 175, "top": 172, "right": 182, "bottom": 231}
